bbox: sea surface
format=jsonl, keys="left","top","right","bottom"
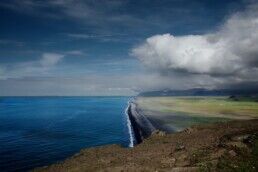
{"left": 0, "top": 97, "right": 132, "bottom": 172}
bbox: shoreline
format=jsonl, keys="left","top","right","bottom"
{"left": 127, "top": 101, "right": 156, "bottom": 144}
{"left": 32, "top": 97, "right": 258, "bottom": 171}
{"left": 125, "top": 101, "right": 135, "bottom": 147}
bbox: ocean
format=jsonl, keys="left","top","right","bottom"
{"left": 0, "top": 97, "right": 133, "bottom": 172}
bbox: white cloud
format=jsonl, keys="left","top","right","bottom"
{"left": 0, "top": 66, "right": 7, "bottom": 80}
{"left": 0, "top": 75, "right": 138, "bottom": 96}
{"left": 65, "top": 33, "right": 130, "bottom": 43}
{"left": 0, "top": 0, "right": 151, "bottom": 31}
{"left": 133, "top": 34, "right": 241, "bottom": 75}
{"left": 0, "top": 53, "right": 64, "bottom": 79}
{"left": 40, "top": 53, "right": 64, "bottom": 67}
{"left": 0, "top": 39, "right": 25, "bottom": 46}
{"left": 66, "top": 33, "right": 97, "bottom": 39}
{"left": 65, "top": 50, "right": 83, "bottom": 55}
{"left": 132, "top": 3, "right": 258, "bottom": 85}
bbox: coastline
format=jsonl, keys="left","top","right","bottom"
{"left": 125, "top": 101, "right": 135, "bottom": 147}
{"left": 33, "top": 119, "right": 258, "bottom": 172}
{"left": 126, "top": 101, "right": 156, "bottom": 144}
{"left": 32, "top": 97, "right": 258, "bottom": 171}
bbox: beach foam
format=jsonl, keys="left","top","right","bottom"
{"left": 125, "top": 100, "right": 135, "bottom": 147}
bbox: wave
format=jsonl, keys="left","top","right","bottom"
{"left": 125, "top": 100, "right": 135, "bottom": 148}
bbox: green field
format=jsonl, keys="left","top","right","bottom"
{"left": 136, "top": 96, "right": 258, "bottom": 131}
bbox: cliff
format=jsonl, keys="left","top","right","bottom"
{"left": 33, "top": 119, "right": 258, "bottom": 172}
{"left": 126, "top": 102, "right": 156, "bottom": 143}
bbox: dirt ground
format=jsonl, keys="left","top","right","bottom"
{"left": 33, "top": 119, "right": 258, "bottom": 172}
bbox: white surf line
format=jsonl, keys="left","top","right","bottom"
{"left": 125, "top": 100, "right": 135, "bottom": 148}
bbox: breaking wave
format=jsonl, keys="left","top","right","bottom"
{"left": 125, "top": 100, "right": 135, "bottom": 147}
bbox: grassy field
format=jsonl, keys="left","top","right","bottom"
{"left": 136, "top": 96, "right": 258, "bottom": 131}
{"left": 136, "top": 96, "right": 258, "bottom": 120}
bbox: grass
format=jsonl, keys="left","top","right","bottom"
{"left": 217, "top": 134, "right": 258, "bottom": 172}
{"left": 137, "top": 96, "right": 258, "bottom": 119}
{"left": 172, "top": 115, "right": 229, "bottom": 130}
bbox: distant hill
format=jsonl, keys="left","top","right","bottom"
{"left": 138, "top": 88, "right": 258, "bottom": 97}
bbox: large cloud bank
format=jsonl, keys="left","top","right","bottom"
{"left": 132, "top": 4, "right": 258, "bottom": 89}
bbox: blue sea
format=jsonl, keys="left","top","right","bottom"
{"left": 0, "top": 97, "right": 133, "bottom": 172}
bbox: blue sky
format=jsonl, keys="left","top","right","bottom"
{"left": 0, "top": 0, "right": 257, "bottom": 96}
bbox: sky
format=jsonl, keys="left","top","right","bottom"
{"left": 0, "top": 0, "right": 257, "bottom": 96}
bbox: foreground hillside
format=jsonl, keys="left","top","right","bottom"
{"left": 34, "top": 119, "right": 258, "bottom": 172}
